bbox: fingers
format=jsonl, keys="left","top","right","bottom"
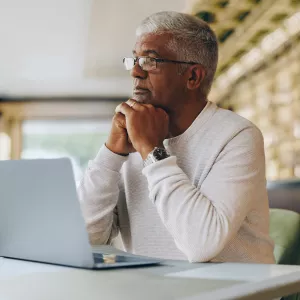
{"left": 115, "top": 99, "right": 150, "bottom": 115}
{"left": 113, "top": 113, "right": 126, "bottom": 129}
{"left": 113, "top": 113, "right": 132, "bottom": 143}
{"left": 126, "top": 99, "right": 138, "bottom": 109}
{"left": 115, "top": 102, "right": 133, "bottom": 115}
{"left": 126, "top": 99, "right": 147, "bottom": 111}
{"left": 115, "top": 100, "right": 168, "bottom": 122}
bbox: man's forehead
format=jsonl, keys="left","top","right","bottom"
{"left": 133, "top": 33, "right": 173, "bottom": 56}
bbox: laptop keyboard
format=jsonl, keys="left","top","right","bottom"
{"left": 93, "top": 253, "right": 106, "bottom": 263}
{"left": 93, "top": 253, "right": 146, "bottom": 264}
{"left": 93, "top": 253, "right": 128, "bottom": 263}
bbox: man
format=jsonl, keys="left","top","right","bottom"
{"left": 78, "top": 11, "right": 275, "bottom": 263}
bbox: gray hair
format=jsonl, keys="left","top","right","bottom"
{"left": 136, "top": 11, "right": 218, "bottom": 97}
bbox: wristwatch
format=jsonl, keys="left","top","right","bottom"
{"left": 143, "top": 147, "right": 170, "bottom": 167}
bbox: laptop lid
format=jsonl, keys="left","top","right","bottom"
{"left": 0, "top": 158, "right": 94, "bottom": 268}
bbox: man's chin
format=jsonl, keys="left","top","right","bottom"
{"left": 132, "top": 93, "right": 151, "bottom": 104}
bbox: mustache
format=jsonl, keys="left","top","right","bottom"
{"left": 133, "top": 79, "right": 148, "bottom": 90}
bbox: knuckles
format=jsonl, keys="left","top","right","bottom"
{"left": 120, "top": 102, "right": 128, "bottom": 110}
{"left": 115, "top": 103, "right": 169, "bottom": 124}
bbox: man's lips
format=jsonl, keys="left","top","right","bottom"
{"left": 133, "top": 87, "right": 149, "bottom": 93}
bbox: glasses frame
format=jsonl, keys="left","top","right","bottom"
{"left": 123, "top": 56, "right": 199, "bottom": 71}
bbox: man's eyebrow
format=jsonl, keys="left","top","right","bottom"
{"left": 132, "top": 49, "right": 161, "bottom": 56}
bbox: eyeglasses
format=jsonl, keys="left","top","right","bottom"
{"left": 123, "top": 56, "right": 198, "bottom": 71}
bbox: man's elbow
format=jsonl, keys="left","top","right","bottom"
{"left": 182, "top": 235, "right": 229, "bottom": 263}
{"left": 184, "top": 247, "right": 221, "bottom": 263}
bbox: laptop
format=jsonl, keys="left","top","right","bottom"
{"left": 0, "top": 158, "right": 162, "bottom": 269}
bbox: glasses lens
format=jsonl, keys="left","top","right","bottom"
{"left": 123, "top": 58, "right": 135, "bottom": 70}
{"left": 139, "top": 57, "right": 156, "bottom": 71}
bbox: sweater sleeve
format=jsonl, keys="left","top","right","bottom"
{"left": 77, "top": 145, "right": 128, "bottom": 245}
{"left": 142, "top": 126, "right": 267, "bottom": 262}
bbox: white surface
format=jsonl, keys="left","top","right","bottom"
{"left": 1, "top": 256, "right": 300, "bottom": 299}
{"left": 0, "top": 257, "right": 69, "bottom": 279}
{"left": 183, "top": 271, "right": 300, "bottom": 300}
{"left": 167, "top": 262, "right": 300, "bottom": 281}
{"left": 0, "top": 258, "right": 238, "bottom": 300}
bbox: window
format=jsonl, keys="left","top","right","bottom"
{"left": 22, "top": 119, "right": 111, "bottom": 182}
{"left": 0, "top": 132, "right": 11, "bottom": 160}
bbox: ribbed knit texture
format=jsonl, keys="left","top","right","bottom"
{"left": 78, "top": 101, "right": 275, "bottom": 263}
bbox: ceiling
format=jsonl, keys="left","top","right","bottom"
{"left": 187, "top": 0, "right": 300, "bottom": 72}
{"left": 0, "top": 0, "right": 186, "bottom": 98}
{"left": 186, "top": 0, "right": 300, "bottom": 102}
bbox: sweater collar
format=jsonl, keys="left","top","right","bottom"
{"left": 163, "top": 101, "right": 217, "bottom": 147}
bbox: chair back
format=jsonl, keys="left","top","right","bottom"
{"left": 268, "top": 180, "right": 300, "bottom": 213}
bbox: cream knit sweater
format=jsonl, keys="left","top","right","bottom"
{"left": 78, "top": 101, "right": 275, "bottom": 263}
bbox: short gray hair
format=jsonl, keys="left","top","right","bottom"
{"left": 136, "top": 11, "right": 218, "bottom": 97}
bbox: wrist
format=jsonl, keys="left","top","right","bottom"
{"left": 143, "top": 146, "right": 170, "bottom": 167}
{"left": 140, "top": 144, "right": 164, "bottom": 160}
{"left": 105, "top": 143, "right": 129, "bottom": 157}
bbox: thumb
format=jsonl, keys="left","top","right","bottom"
{"left": 115, "top": 113, "right": 127, "bottom": 129}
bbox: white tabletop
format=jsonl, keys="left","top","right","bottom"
{"left": 1, "top": 247, "right": 300, "bottom": 300}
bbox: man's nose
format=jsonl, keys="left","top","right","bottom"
{"left": 130, "top": 61, "right": 147, "bottom": 79}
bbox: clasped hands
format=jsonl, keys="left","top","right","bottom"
{"left": 106, "top": 99, "right": 169, "bottom": 160}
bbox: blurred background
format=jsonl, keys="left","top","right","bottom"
{"left": 0, "top": 0, "right": 299, "bottom": 182}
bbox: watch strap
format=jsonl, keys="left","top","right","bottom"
{"left": 143, "top": 147, "right": 170, "bottom": 167}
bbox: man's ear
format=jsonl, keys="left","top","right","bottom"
{"left": 187, "top": 65, "right": 205, "bottom": 90}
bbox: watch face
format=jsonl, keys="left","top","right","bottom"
{"left": 153, "top": 148, "right": 169, "bottom": 160}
